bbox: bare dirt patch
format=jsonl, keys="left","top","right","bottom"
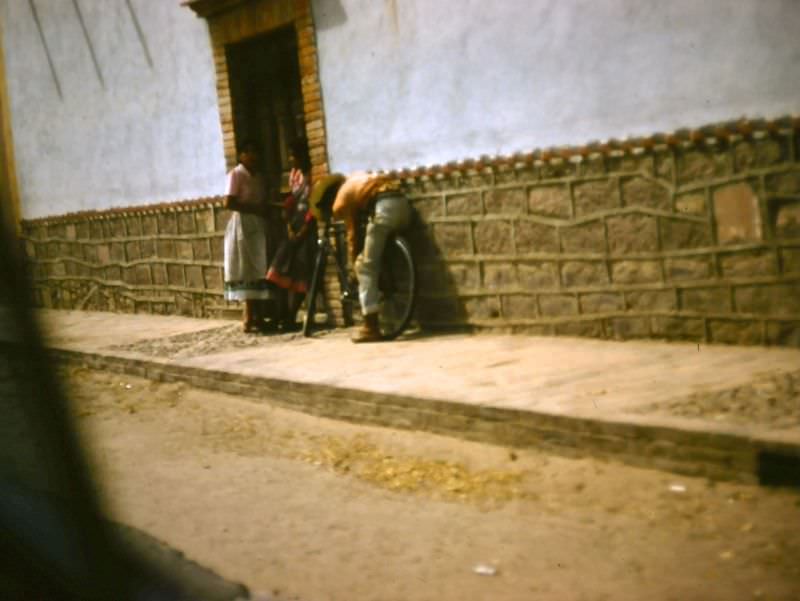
{"left": 636, "top": 368, "right": 800, "bottom": 429}
{"left": 64, "top": 367, "right": 800, "bottom": 601}
{"left": 105, "top": 324, "right": 317, "bottom": 358}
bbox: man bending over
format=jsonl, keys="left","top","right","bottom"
{"left": 312, "top": 172, "right": 411, "bottom": 343}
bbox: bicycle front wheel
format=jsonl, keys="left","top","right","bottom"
{"left": 378, "top": 235, "right": 416, "bottom": 340}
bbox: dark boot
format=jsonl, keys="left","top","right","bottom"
{"left": 351, "top": 312, "right": 382, "bottom": 343}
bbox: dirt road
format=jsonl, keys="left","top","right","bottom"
{"left": 64, "top": 367, "right": 800, "bottom": 601}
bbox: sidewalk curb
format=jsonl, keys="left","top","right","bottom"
{"left": 52, "top": 347, "right": 800, "bottom": 485}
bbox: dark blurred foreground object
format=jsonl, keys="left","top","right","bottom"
{"left": 0, "top": 196, "right": 249, "bottom": 599}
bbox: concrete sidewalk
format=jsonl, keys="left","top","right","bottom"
{"left": 35, "top": 309, "right": 800, "bottom": 484}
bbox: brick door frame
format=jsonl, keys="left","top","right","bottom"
{"left": 185, "top": 0, "right": 330, "bottom": 183}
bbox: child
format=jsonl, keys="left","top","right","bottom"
{"left": 223, "top": 140, "right": 272, "bottom": 333}
{"left": 266, "top": 138, "right": 316, "bottom": 330}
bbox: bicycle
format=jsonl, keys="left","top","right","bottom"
{"left": 302, "top": 211, "right": 416, "bottom": 340}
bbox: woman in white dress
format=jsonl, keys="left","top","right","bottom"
{"left": 223, "top": 140, "right": 272, "bottom": 333}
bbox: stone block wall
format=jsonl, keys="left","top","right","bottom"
{"left": 19, "top": 117, "right": 800, "bottom": 347}
{"left": 20, "top": 198, "right": 236, "bottom": 318}
{"left": 391, "top": 119, "right": 800, "bottom": 346}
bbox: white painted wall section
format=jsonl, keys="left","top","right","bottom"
{"left": 312, "top": 0, "right": 800, "bottom": 173}
{"left": 0, "top": 0, "right": 225, "bottom": 219}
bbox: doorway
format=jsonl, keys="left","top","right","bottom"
{"left": 225, "top": 26, "right": 305, "bottom": 268}
{"left": 225, "top": 26, "right": 305, "bottom": 197}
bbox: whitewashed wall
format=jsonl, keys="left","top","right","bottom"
{"left": 5, "top": 0, "right": 800, "bottom": 219}
{"left": 312, "top": 0, "right": 800, "bottom": 173}
{"left": 1, "top": 0, "right": 225, "bottom": 219}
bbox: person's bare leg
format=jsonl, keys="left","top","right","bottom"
{"left": 243, "top": 300, "right": 255, "bottom": 332}
{"left": 277, "top": 289, "right": 291, "bottom": 329}
{"left": 280, "top": 292, "right": 303, "bottom": 331}
{"left": 290, "top": 292, "right": 305, "bottom": 324}
{"left": 253, "top": 299, "right": 265, "bottom": 328}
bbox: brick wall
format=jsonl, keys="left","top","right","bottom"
{"left": 394, "top": 119, "right": 800, "bottom": 347}
{"left": 20, "top": 199, "right": 237, "bottom": 318}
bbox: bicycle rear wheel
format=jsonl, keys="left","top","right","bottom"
{"left": 378, "top": 235, "right": 416, "bottom": 340}
{"left": 302, "top": 243, "right": 328, "bottom": 337}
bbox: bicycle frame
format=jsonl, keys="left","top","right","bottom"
{"left": 303, "top": 217, "right": 354, "bottom": 336}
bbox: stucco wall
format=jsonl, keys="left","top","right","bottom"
{"left": 312, "top": 0, "right": 800, "bottom": 173}
{"left": 0, "top": 0, "right": 225, "bottom": 219}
